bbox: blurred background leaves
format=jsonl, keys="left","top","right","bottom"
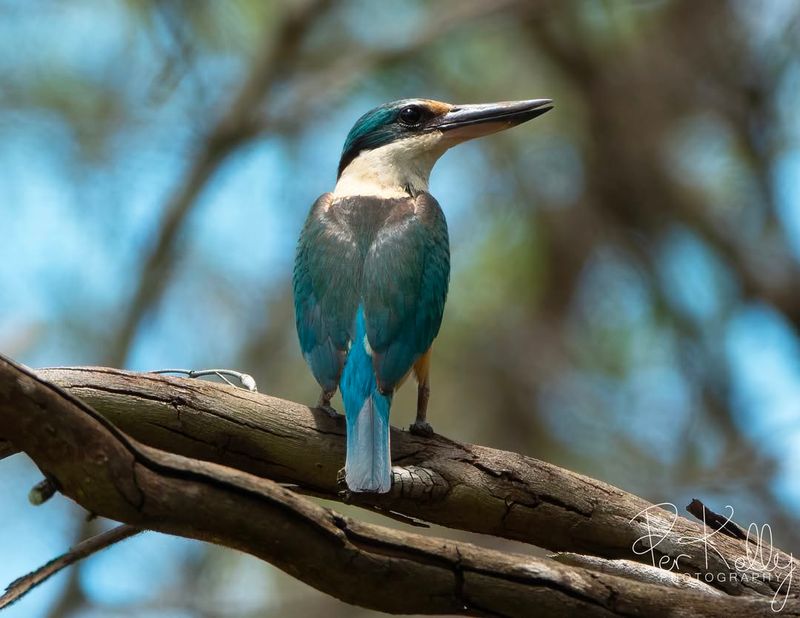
{"left": 1, "top": 0, "right": 799, "bottom": 615}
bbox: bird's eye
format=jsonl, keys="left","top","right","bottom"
{"left": 398, "top": 106, "right": 424, "bottom": 127}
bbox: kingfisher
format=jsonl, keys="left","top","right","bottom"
{"left": 293, "top": 97, "right": 552, "bottom": 493}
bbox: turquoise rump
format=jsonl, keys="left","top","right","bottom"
{"left": 293, "top": 97, "right": 552, "bottom": 492}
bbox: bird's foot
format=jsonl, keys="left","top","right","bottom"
{"left": 409, "top": 420, "right": 434, "bottom": 437}
{"left": 317, "top": 403, "right": 341, "bottom": 419}
{"left": 316, "top": 391, "right": 340, "bottom": 418}
{"left": 336, "top": 467, "right": 352, "bottom": 501}
{"left": 151, "top": 368, "right": 258, "bottom": 392}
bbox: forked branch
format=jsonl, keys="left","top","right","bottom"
{"left": 0, "top": 356, "right": 797, "bottom": 615}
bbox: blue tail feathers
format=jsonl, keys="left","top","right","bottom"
{"left": 340, "top": 307, "right": 392, "bottom": 493}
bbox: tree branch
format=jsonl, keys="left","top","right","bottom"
{"left": 551, "top": 553, "right": 725, "bottom": 596}
{"left": 0, "top": 360, "right": 796, "bottom": 603}
{"left": 0, "top": 355, "right": 793, "bottom": 616}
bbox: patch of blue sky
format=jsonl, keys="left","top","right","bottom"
{"left": 432, "top": 143, "right": 491, "bottom": 233}
{"left": 339, "top": 0, "right": 424, "bottom": 49}
{"left": 123, "top": 135, "right": 328, "bottom": 371}
{"left": 539, "top": 363, "right": 700, "bottom": 493}
{"left": 774, "top": 150, "right": 800, "bottom": 260}
{"left": 197, "top": 553, "right": 277, "bottom": 616}
{"left": 657, "top": 227, "right": 737, "bottom": 323}
{"left": 537, "top": 367, "right": 691, "bottom": 477}
{"left": 572, "top": 246, "right": 652, "bottom": 330}
{"left": 664, "top": 114, "right": 761, "bottom": 221}
{"left": 665, "top": 114, "right": 732, "bottom": 185}
{"left": 0, "top": 2, "right": 120, "bottom": 75}
{"left": 618, "top": 365, "right": 694, "bottom": 464}
{"left": 519, "top": 135, "right": 584, "bottom": 208}
{"left": 0, "top": 75, "right": 272, "bottom": 369}
{"left": 725, "top": 304, "right": 800, "bottom": 508}
{"left": 538, "top": 370, "right": 623, "bottom": 456}
{"left": 434, "top": 127, "right": 575, "bottom": 307}
{"left": 30, "top": 2, "right": 129, "bottom": 75}
{"left": 775, "top": 62, "right": 800, "bottom": 142}
{"left": 80, "top": 532, "right": 200, "bottom": 608}
{"left": 124, "top": 272, "right": 247, "bottom": 372}
{"left": 0, "top": 126, "right": 105, "bottom": 320}
{"left": 733, "top": 0, "right": 799, "bottom": 51}
{"left": 0, "top": 124, "right": 179, "bottom": 366}
{"left": 185, "top": 138, "right": 294, "bottom": 281}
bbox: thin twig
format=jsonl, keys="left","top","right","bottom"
{"left": 0, "top": 525, "right": 144, "bottom": 610}
{"left": 686, "top": 498, "right": 748, "bottom": 541}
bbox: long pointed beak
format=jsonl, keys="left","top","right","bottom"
{"left": 433, "top": 99, "right": 553, "bottom": 141}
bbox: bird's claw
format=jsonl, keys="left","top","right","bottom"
{"left": 317, "top": 403, "right": 341, "bottom": 419}
{"left": 336, "top": 467, "right": 353, "bottom": 501}
{"left": 409, "top": 420, "right": 434, "bottom": 437}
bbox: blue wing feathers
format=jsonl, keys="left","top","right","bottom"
{"left": 293, "top": 193, "right": 359, "bottom": 392}
{"left": 293, "top": 192, "right": 449, "bottom": 492}
{"left": 294, "top": 192, "right": 449, "bottom": 396}
{"left": 364, "top": 195, "right": 449, "bottom": 391}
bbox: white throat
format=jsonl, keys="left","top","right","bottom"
{"left": 333, "top": 133, "right": 447, "bottom": 199}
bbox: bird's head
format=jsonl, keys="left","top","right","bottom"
{"left": 335, "top": 98, "right": 552, "bottom": 198}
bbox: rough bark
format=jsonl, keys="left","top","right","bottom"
{"left": 0, "top": 356, "right": 795, "bottom": 617}
{"left": 2, "top": 364, "right": 791, "bottom": 602}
